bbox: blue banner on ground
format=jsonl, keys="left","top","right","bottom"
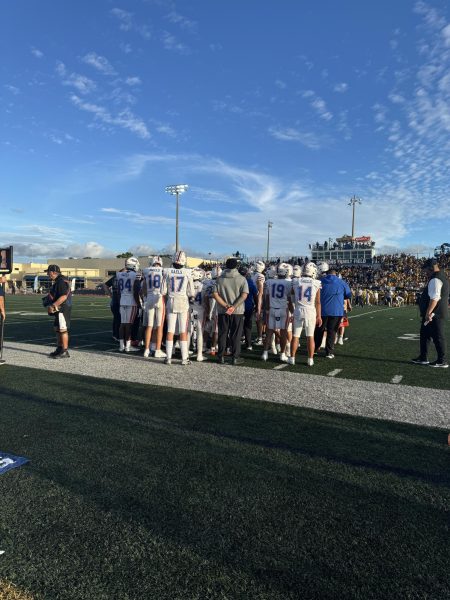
{"left": 0, "top": 452, "right": 29, "bottom": 475}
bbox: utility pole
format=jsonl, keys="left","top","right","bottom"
{"left": 266, "top": 221, "right": 273, "bottom": 262}
{"left": 165, "top": 184, "right": 188, "bottom": 252}
{"left": 348, "top": 195, "right": 362, "bottom": 238}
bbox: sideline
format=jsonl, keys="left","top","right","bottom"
{"left": 2, "top": 341, "right": 449, "bottom": 429}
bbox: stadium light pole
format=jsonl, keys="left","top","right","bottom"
{"left": 348, "top": 195, "right": 362, "bottom": 238}
{"left": 165, "top": 184, "right": 188, "bottom": 253}
{"left": 266, "top": 220, "right": 273, "bottom": 262}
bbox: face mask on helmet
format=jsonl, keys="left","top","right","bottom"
{"left": 277, "top": 266, "right": 288, "bottom": 277}
{"left": 192, "top": 268, "right": 204, "bottom": 281}
{"left": 151, "top": 255, "right": 162, "bottom": 267}
{"left": 304, "top": 262, "right": 318, "bottom": 278}
{"left": 255, "top": 261, "right": 265, "bottom": 273}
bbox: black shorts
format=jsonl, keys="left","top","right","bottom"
{"left": 53, "top": 306, "right": 71, "bottom": 332}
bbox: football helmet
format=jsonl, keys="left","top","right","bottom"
{"left": 204, "top": 271, "right": 212, "bottom": 280}
{"left": 293, "top": 265, "right": 302, "bottom": 277}
{"left": 172, "top": 250, "right": 187, "bottom": 267}
{"left": 318, "top": 261, "right": 329, "bottom": 274}
{"left": 151, "top": 255, "right": 162, "bottom": 267}
{"left": 255, "top": 260, "right": 265, "bottom": 273}
{"left": 304, "top": 262, "right": 318, "bottom": 278}
{"left": 277, "top": 264, "right": 288, "bottom": 277}
{"left": 125, "top": 256, "right": 140, "bottom": 271}
{"left": 192, "top": 268, "right": 204, "bottom": 281}
{"left": 211, "top": 266, "right": 222, "bottom": 279}
{"left": 266, "top": 266, "right": 277, "bottom": 279}
{"left": 286, "top": 264, "right": 293, "bottom": 278}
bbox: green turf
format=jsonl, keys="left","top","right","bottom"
{"left": 0, "top": 366, "right": 449, "bottom": 599}
{"left": 3, "top": 296, "right": 450, "bottom": 389}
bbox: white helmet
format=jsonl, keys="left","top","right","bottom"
{"left": 211, "top": 265, "right": 222, "bottom": 279}
{"left": 151, "top": 255, "right": 162, "bottom": 267}
{"left": 204, "top": 271, "right": 212, "bottom": 280}
{"left": 172, "top": 250, "right": 186, "bottom": 267}
{"left": 293, "top": 265, "right": 302, "bottom": 277}
{"left": 266, "top": 266, "right": 277, "bottom": 279}
{"left": 192, "top": 267, "right": 204, "bottom": 281}
{"left": 277, "top": 264, "right": 288, "bottom": 277}
{"left": 125, "top": 256, "right": 140, "bottom": 271}
{"left": 286, "top": 264, "right": 293, "bottom": 278}
{"left": 318, "top": 261, "right": 329, "bottom": 274}
{"left": 255, "top": 260, "right": 265, "bottom": 273}
{"left": 304, "top": 262, "right": 318, "bottom": 278}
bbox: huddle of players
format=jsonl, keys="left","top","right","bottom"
{"left": 116, "top": 251, "right": 328, "bottom": 366}
{"left": 116, "top": 251, "right": 222, "bottom": 365}
{"left": 251, "top": 260, "right": 322, "bottom": 366}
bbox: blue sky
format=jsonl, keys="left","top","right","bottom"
{"left": 1, "top": 0, "right": 450, "bottom": 261}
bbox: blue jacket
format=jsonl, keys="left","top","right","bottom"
{"left": 320, "top": 275, "right": 352, "bottom": 317}
{"left": 245, "top": 277, "right": 257, "bottom": 311}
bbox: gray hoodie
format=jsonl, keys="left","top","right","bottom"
{"left": 214, "top": 269, "right": 249, "bottom": 315}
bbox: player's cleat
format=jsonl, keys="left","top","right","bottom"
{"left": 254, "top": 338, "right": 264, "bottom": 346}
{"left": 325, "top": 354, "right": 335, "bottom": 359}
{"left": 261, "top": 351, "right": 268, "bottom": 361}
{"left": 125, "top": 346, "right": 140, "bottom": 352}
{"left": 143, "top": 349, "right": 150, "bottom": 358}
{"left": 154, "top": 349, "right": 167, "bottom": 358}
{"left": 411, "top": 357, "right": 429, "bottom": 365}
{"left": 246, "top": 346, "right": 253, "bottom": 351}
{"left": 337, "top": 337, "right": 344, "bottom": 345}
{"left": 181, "top": 359, "right": 191, "bottom": 365}
{"left": 307, "top": 358, "right": 314, "bottom": 367}
{"left": 207, "top": 347, "right": 216, "bottom": 356}
{"left": 428, "top": 360, "right": 448, "bottom": 368}
{"left": 287, "top": 357, "right": 295, "bottom": 366}
{"left": 279, "top": 353, "right": 288, "bottom": 362}
{"left": 232, "top": 357, "right": 244, "bottom": 366}
{"left": 52, "top": 350, "right": 70, "bottom": 359}
{"left": 164, "top": 358, "right": 172, "bottom": 365}
{"left": 49, "top": 347, "right": 62, "bottom": 357}
{"left": 196, "top": 354, "right": 206, "bottom": 362}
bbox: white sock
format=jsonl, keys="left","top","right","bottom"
{"left": 180, "top": 340, "right": 188, "bottom": 361}
{"left": 125, "top": 341, "right": 131, "bottom": 350}
{"left": 166, "top": 340, "right": 174, "bottom": 359}
{"left": 119, "top": 340, "right": 125, "bottom": 351}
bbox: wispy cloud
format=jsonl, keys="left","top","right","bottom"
{"left": 4, "top": 84, "right": 20, "bottom": 95}
{"left": 56, "top": 62, "right": 96, "bottom": 94}
{"left": 82, "top": 52, "right": 116, "bottom": 76}
{"left": 161, "top": 31, "right": 190, "bottom": 54}
{"left": 165, "top": 10, "right": 197, "bottom": 33}
{"left": 333, "top": 82, "right": 348, "bottom": 93}
{"left": 31, "top": 47, "right": 44, "bottom": 58}
{"left": 268, "top": 127, "right": 323, "bottom": 149}
{"left": 302, "top": 90, "right": 333, "bottom": 120}
{"left": 125, "top": 76, "right": 141, "bottom": 86}
{"left": 70, "top": 95, "right": 150, "bottom": 139}
{"left": 110, "top": 8, "right": 151, "bottom": 39}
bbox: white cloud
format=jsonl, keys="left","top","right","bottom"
{"left": 268, "top": 127, "right": 323, "bottom": 149}
{"left": 110, "top": 8, "right": 151, "bottom": 39}
{"left": 125, "top": 76, "right": 141, "bottom": 86}
{"left": 31, "top": 47, "right": 44, "bottom": 58}
{"left": 161, "top": 31, "right": 189, "bottom": 54}
{"left": 70, "top": 95, "right": 150, "bottom": 139}
{"left": 82, "top": 52, "right": 116, "bottom": 76}
{"left": 4, "top": 84, "right": 20, "bottom": 95}
{"left": 275, "top": 79, "right": 287, "bottom": 89}
{"left": 166, "top": 11, "right": 197, "bottom": 32}
{"left": 302, "top": 90, "right": 333, "bottom": 120}
{"left": 56, "top": 61, "right": 96, "bottom": 94}
{"left": 333, "top": 82, "right": 348, "bottom": 93}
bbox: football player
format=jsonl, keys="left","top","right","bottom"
{"left": 262, "top": 264, "right": 292, "bottom": 362}
{"left": 117, "top": 257, "right": 141, "bottom": 352}
{"left": 252, "top": 261, "right": 266, "bottom": 345}
{"left": 141, "top": 256, "right": 166, "bottom": 358}
{"left": 190, "top": 267, "right": 207, "bottom": 361}
{"left": 203, "top": 265, "right": 222, "bottom": 355}
{"left": 289, "top": 261, "right": 322, "bottom": 366}
{"left": 164, "top": 250, "right": 194, "bottom": 365}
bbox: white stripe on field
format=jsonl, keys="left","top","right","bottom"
{"left": 273, "top": 364, "right": 288, "bottom": 370}
{"left": 327, "top": 369, "right": 342, "bottom": 377}
{"left": 391, "top": 375, "right": 403, "bottom": 384}
{"left": 348, "top": 307, "right": 402, "bottom": 319}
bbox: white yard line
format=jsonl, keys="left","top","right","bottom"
{"left": 348, "top": 307, "right": 401, "bottom": 319}
{"left": 391, "top": 375, "right": 403, "bottom": 384}
{"left": 273, "top": 364, "right": 288, "bottom": 370}
{"left": 327, "top": 369, "right": 343, "bottom": 377}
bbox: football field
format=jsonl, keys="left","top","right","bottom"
{"left": 0, "top": 295, "right": 449, "bottom": 599}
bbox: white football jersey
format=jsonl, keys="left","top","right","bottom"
{"left": 142, "top": 267, "right": 164, "bottom": 301}
{"left": 265, "top": 278, "right": 292, "bottom": 309}
{"left": 292, "top": 277, "right": 321, "bottom": 309}
{"left": 252, "top": 272, "right": 265, "bottom": 289}
{"left": 117, "top": 270, "right": 140, "bottom": 306}
{"left": 192, "top": 279, "right": 204, "bottom": 308}
{"left": 165, "top": 267, "right": 194, "bottom": 313}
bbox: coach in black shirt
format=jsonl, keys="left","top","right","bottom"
{"left": 412, "top": 258, "right": 449, "bottom": 368}
{"left": 46, "top": 265, "right": 72, "bottom": 358}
